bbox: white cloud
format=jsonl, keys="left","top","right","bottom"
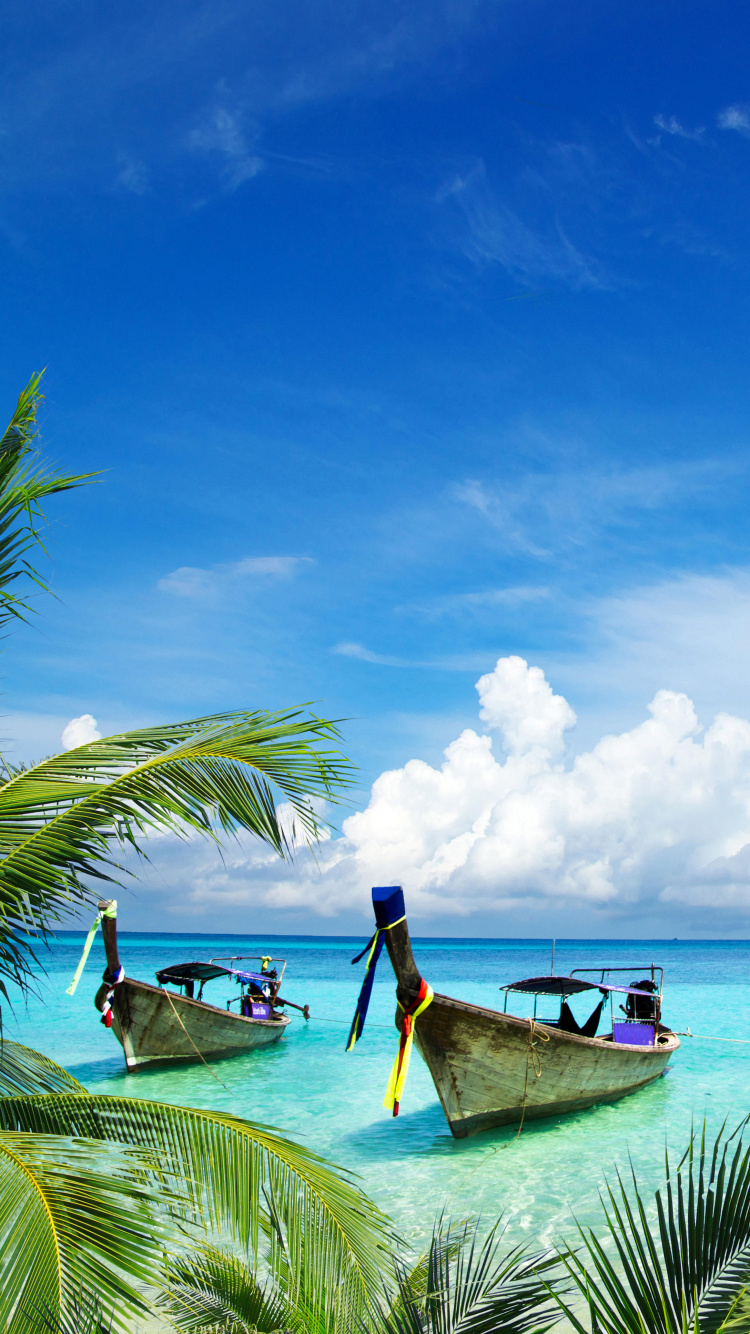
{"left": 158, "top": 554, "right": 313, "bottom": 598}
{"left": 128, "top": 655, "right": 750, "bottom": 934}
{"left": 61, "top": 714, "right": 101, "bottom": 749}
{"left": 115, "top": 155, "right": 149, "bottom": 194}
{"left": 400, "top": 586, "right": 549, "bottom": 620}
{"left": 331, "top": 642, "right": 497, "bottom": 671}
{"left": 439, "top": 160, "right": 608, "bottom": 291}
{"left": 332, "top": 642, "right": 409, "bottom": 666}
{"left": 718, "top": 104, "right": 750, "bottom": 136}
{"left": 189, "top": 105, "right": 264, "bottom": 189}
{"left": 652, "top": 114, "right": 705, "bottom": 141}
{"left": 452, "top": 458, "right": 729, "bottom": 558}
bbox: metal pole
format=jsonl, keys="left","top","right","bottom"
{"left": 550, "top": 939, "right": 556, "bottom": 975}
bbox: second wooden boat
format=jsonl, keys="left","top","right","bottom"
{"left": 350, "top": 886, "right": 680, "bottom": 1138}
{"left": 93, "top": 899, "right": 302, "bottom": 1071}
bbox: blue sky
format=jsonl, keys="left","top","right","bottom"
{"left": 5, "top": 0, "right": 750, "bottom": 934}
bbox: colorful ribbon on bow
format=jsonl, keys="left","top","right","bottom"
{"left": 345, "top": 914, "right": 405, "bottom": 1051}
{"left": 383, "top": 977, "right": 434, "bottom": 1116}
{"left": 66, "top": 900, "right": 119, "bottom": 996}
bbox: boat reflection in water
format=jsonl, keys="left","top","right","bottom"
{"left": 94, "top": 899, "right": 308, "bottom": 1071}
{"left": 358, "top": 886, "right": 680, "bottom": 1139}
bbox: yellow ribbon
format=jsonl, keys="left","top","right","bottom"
{"left": 383, "top": 981, "right": 434, "bottom": 1113}
{"left": 66, "top": 900, "right": 117, "bottom": 996}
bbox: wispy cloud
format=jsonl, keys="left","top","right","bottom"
{"left": 333, "top": 641, "right": 408, "bottom": 666}
{"left": 189, "top": 104, "right": 264, "bottom": 189}
{"left": 452, "top": 459, "right": 733, "bottom": 558}
{"left": 332, "top": 642, "right": 491, "bottom": 671}
{"left": 399, "top": 587, "right": 550, "bottom": 620}
{"left": 718, "top": 104, "right": 750, "bottom": 137}
{"left": 651, "top": 114, "right": 705, "bottom": 142}
{"left": 159, "top": 555, "right": 313, "bottom": 598}
{"left": 115, "top": 155, "right": 149, "bottom": 194}
{"left": 438, "top": 160, "right": 608, "bottom": 291}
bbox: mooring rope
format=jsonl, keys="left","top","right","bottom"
{"left": 676, "top": 1028, "right": 750, "bottom": 1045}
{"left": 162, "top": 988, "right": 232, "bottom": 1093}
{"left": 515, "top": 1018, "right": 551, "bottom": 1140}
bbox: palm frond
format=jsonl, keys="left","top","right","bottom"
{"left": 718, "top": 1287, "right": 750, "bottom": 1332}
{"left": 557, "top": 1118, "right": 750, "bottom": 1334}
{"left": 0, "top": 1040, "right": 87, "bottom": 1096}
{"left": 0, "top": 708, "right": 355, "bottom": 996}
{"left": 0, "top": 1092, "right": 391, "bottom": 1328}
{"left": 379, "top": 1217, "right": 561, "bottom": 1334}
{"left": 0, "top": 1128, "right": 184, "bottom": 1333}
{"left": 24, "top": 1288, "right": 113, "bottom": 1333}
{"left": 161, "top": 1243, "right": 296, "bottom": 1334}
{"left": 0, "top": 372, "right": 96, "bottom": 637}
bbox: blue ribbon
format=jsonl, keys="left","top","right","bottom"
{"left": 346, "top": 886, "right": 406, "bottom": 1051}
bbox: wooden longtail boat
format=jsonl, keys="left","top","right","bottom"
{"left": 363, "top": 887, "right": 680, "bottom": 1139}
{"left": 93, "top": 899, "right": 300, "bottom": 1071}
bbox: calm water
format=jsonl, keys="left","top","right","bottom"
{"left": 7, "top": 932, "right": 750, "bottom": 1250}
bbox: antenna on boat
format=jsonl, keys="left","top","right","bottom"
{"left": 550, "top": 938, "right": 556, "bottom": 975}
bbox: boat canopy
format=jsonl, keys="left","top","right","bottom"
{"left": 502, "top": 975, "right": 657, "bottom": 998}
{"left": 155, "top": 962, "right": 272, "bottom": 987}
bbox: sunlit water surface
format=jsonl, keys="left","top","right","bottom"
{"left": 8, "top": 932, "right": 750, "bottom": 1252}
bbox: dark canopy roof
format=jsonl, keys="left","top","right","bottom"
{"left": 155, "top": 962, "right": 274, "bottom": 987}
{"left": 502, "top": 975, "right": 594, "bottom": 997}
{"left": 156, "top": 962, "right": 231, "bottom": 985}
{"left": 502, "top": 975, "right": 657, "bottom": 998}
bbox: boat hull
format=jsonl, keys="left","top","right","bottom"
{"left": 111, "top": 978, "right": 291, "bottom": 1071}
{"left": 413, "top": 992, "right": 679, "bottom": 1138}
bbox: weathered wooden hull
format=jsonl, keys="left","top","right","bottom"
{"left": 111, "top": 978, "right": 290, "bottom": 1071}
{"left": 412, "top": 992, "right": 679, "bottom": 1138}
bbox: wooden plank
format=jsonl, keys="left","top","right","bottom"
{"left": 110, "top": 978, "right": 290, "bottom": 1070}
{"left": 413, "top": 993, "right": 678, "bottom": 1137}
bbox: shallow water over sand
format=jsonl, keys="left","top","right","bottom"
{"left": 10, "top": 931, "right": 750, "bottom": 1250}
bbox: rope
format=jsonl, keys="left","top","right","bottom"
{"left": 676, "top": 1028, "right": 750, "bottom": 1045}
{"left": 162, "top": 988, "right": 232, "bottom": 1093}
{"left": 305, "top": 1015, "right": 394, "bottom": 1029}
{"left": 515, "top": 1018, "right": 550, "bottom": 1140}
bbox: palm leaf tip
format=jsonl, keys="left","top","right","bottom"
{"left": 557, "top": 1118, "right": 750, "bottom": 1334}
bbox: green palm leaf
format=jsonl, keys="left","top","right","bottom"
{"left": 379, "top": 1218, "right": 561, "bottom": 1334}
{"left": 0, "top": 1092, "right": 391, "bottom": 1327}
{"left": 0, "top": 1041, "right": 87, "bottom": 1096}
{"left": 0, "top": 1129, "right": 184, "bottom": 1334}
{"left": 557, "top": 1118, "right": 750, "bottom": 1334}
{"left": 0, "top": 708, "right": 354, "bottom": 996}
{"left": 23, "top": 1287, "right": 113, "bottom": 1333}
{"left": 0, "top": 372, "right": 95, "bottom": 637}
{"left": 161, "top": 1243, "right": 297, "bottom": 1334}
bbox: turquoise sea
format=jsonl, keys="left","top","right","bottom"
{"left": 8, "top": 932, "right": 750, "bottom": 1251}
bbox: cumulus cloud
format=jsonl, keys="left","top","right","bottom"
{"left": 61, "top": 714, "right": 101, "bottom": 749}
{"left": 158, "top": 555, "right": 313, "bottom": 598}
{"left": 132, "top": 656, "right": 750, "bottom": 933}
